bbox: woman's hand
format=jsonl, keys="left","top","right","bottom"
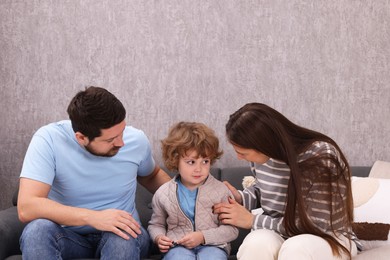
{"left": 214, "top": 197, "right": 253, "bottom": 229}
{"left": 223, "top": 181, "right": 242, "bottom": 204}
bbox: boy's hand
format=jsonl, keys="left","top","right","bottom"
{"left": 176, "top": 231, "right": 204, "bottom": 249}
{"left": 156, "top": 235, "right": 174, "bottom": 253}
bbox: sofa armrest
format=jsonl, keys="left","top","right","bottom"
{"left": 0, "top": 206, "right": 25, "bottom": 259}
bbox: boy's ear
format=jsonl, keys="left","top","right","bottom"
{"left": 75, "top": 132, "right": 89, "bottom": 146}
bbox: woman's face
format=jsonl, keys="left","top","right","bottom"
{"left": 231, "top": 144, "right": 270, "bottom": 164}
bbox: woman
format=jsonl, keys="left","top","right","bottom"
{"left": 213, "top": 103, "right": 360, "bottom": 260}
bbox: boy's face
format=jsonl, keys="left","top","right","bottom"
{"left": 178, "top": 149, "right": 210, "bottom": 190}
{"left": 76, "top": 120, "right": 126, "bottom": 157}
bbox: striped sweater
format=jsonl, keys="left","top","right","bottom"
{"left": 238, "top": 141, "right": 361, "bottom": 248}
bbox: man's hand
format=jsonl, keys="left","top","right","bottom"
{"left": 87, "top": 209, "right": 141, "bottom": 240}
{"left": 214, "top": 197, "right": 253, "bottom": 229}
{"left": 176, "top": 231, "right": 204, "bottom": 249}
{"left": 156, "top": 235, "right": 174, "bottom": 253}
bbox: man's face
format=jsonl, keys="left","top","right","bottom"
{"left": 82, "top": 120, "right": 126, "bottom": 157}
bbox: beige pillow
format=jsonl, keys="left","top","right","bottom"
{"left": 369, "top": 160, "right": 390, "bottom": 179}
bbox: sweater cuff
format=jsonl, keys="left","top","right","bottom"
{"left": 238, "top": 190, "right": 245, "bottom": 206}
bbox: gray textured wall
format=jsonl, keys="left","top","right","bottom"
{"left": 1, "top": 1, "right": 389, "bottom": 210}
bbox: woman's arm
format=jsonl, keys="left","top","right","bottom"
{"left": 214, "top": 181, "right": 262, "bottom": 230}
{"left": 239, "top": 184, "right": 262, "bottom": 211}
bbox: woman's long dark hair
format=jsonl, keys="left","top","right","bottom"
{"left": 226, "top": 103, "right": 354, "bottom": 258}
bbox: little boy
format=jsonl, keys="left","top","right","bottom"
{"left": 148, "top": 122, "right": 238, "bottom": 260}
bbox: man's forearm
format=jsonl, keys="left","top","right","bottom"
{"left": 18, "top": 197, "right": 93, "bottom": 226}
{"left": 138, "top": 167, "right": 171, "bottom": 193}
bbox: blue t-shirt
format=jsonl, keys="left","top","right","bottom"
{"left": 176, "top": 178, "right": 198, "bottom": 225}
{"left": 20, "top": 120, "right": 156, "bottom": 234}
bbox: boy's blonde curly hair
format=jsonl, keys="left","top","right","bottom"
{"left": 161, "top": 122, "right": 223, "bottom": 171}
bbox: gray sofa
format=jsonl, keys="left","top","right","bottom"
{"left": 0, "top": 166, "right": 388, "bottom": 260}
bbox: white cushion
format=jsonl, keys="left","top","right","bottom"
{"left": 352, "top": 177, "right": 390, "bottom": 223}
{"left": 352, "top": 176, "right": 390, "bottom": 250}
{"left": 369, "top": 160, "right": 390, "bottom": 179}
{"left": 353, "top": 244, "right": 390, "bottom": 260}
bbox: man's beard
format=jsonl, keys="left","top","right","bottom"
{"left": 84, "top": 145, "right": 121, "bottom": 157}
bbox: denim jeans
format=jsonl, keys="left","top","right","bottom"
{"left": 163, "top": 245, "right": 228, "bottom": 260}
{"left": 20, "top": 219, "right": 150, "bottom": 260}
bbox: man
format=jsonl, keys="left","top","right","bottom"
{"left": 17, "top": 86, "right": 171, "bottom": 259}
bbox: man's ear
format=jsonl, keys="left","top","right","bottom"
{"left": 75, "top": 132, "right": 89, "bottom": 146}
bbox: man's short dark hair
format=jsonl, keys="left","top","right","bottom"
{"left": 67, "top": 86, "right": 126, "bottom": 141}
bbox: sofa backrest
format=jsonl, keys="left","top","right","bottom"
{"left": 350, "top": 166, "right": 371, "bottom": 177}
